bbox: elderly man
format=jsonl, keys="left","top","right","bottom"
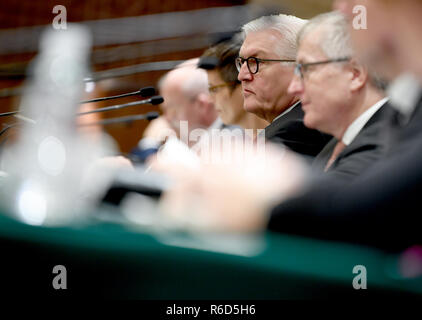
{"left": 133, "top": 59, "right": 222, "bottom": 162}
{"left": 236, "top": 14, "right": 331, "bottom": 157}
{"left": 158, "top": 59, "right": 220, "bottom": 147}
{"left": 287, "top": 12, "right": 391, "bottom": 180}
{"left": 160, "top": 9, "right": 422, "bottom": 252}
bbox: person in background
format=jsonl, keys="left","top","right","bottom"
{"left": 200, "top": 34, "right": 268, "bottom": 139}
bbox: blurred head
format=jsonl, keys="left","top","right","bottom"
{"left": 334, "top": 0, "right": 422, "bottom": 81}
{"left": 237, "top": 14, "right": 307, "bottom": 122}
{"left": 288, "top": 12, "right": 384, "bottom": 138}
{"left": 201, "top": 35, "right": 245, "bottom": 125}
{"left": 158, "top": 59, "right": 217, "bottom": 136}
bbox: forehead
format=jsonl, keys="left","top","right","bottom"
{"left": 240, "top": 29, "right": 283, "bottom": 57}
{"left": 297, "top": 29, "right": 327, "bottom": 61}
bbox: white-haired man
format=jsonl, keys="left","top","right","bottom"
{"left": 236, "top": 14, "right": 331, "bottom": 157}
{"left": 287, "top": 12, "right": 391, "bottom": 180}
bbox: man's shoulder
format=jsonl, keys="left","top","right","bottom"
{"left": 264, "top": 103, "right": 332, "bottom": 157}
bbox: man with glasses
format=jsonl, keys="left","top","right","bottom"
{"left": 237, "top": 14, "right": 331, "bottom": 158}
{"left": 287, "top": 12, "right": 391, "bottom": 180}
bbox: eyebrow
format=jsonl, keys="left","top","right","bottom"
{"left": 238, "top": 50, "right": 268, "bottom": 58}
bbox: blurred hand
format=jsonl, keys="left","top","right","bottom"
{"left": 158, "top": 143, "right": 309, "bottom": 233}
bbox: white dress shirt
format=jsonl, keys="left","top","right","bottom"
{"left": 342, "top": 97, "right": 389, "bottom": 146}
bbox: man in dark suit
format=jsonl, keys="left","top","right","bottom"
{"left": 286, "top": 12, "right": 392, "bottom": 181}
{"left": 311, "top": 104, "right": 392, "bottom": 180}
{"left": 268, "top": 90, "right": 422, "bottom": 252}
{"left": 237, "top": 14, "right": 331, "bottom": 157}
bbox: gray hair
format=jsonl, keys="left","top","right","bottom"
{"left": 297, "top": 11, "right": 354, "bottom": 60}
{"left": 298, "top": 11, "right": 387, "bottom": 90}
{"left": 242, "top": 14, "right": 307, "bottom": 59}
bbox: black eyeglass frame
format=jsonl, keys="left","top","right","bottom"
{"left": 235, "top": 56, "right": 295, "bottom": 74}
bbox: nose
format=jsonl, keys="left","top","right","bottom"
{"left": 237, "top": 61, "right": 253, "bottom": 82}
{"left": 287, "top": 73, "right": 304, "bottom": 97}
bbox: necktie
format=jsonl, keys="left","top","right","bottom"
{"left": 324, "top": 140, "right": 346, "bottom": 172}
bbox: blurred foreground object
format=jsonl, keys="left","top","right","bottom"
{"left": 158, "top": 143, "right": 309, "bottom": 232}
{"left": 0, "top": 25, "right": 115, "bottom": 226}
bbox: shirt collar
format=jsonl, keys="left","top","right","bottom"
{"left": 272, "top": 100, "right": 301, "bottom": 123}
{"left": 342, "top": 97, "right": 388, "bottom": 146}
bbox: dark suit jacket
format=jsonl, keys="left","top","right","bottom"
{"left": 264, "top": 102, "right": 331, "bottom": 157}
{"left": 267, "top": 97, "right": 422, "bottom": 252}
{"left": 311, "top": 103, "right": 393, "bottom": 181}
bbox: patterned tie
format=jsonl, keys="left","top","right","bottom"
{"left": 324, "top": 140, "right": 346, "bottom": 172}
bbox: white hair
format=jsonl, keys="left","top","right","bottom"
{"left": 242, "top": 14, "right": 308, "bottom": 59}
{"left": 297, "top": 11, "right": 354, "bottom": 59}
{"left": 298, "top": 12, "right": 387, "bottom": 90}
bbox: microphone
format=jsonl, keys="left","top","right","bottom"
{"left": 78, "top": 111, "right": 160, "bottom": 127}
{"left": 0, "top": 87, "right": 160, "bottom": 118}
{"left": 0, "top": 111, "right": 18, "bottom": 118}
{"left": 77, "top": 95, "right": 164, "bottom": 116}
{"left": 79, "top": 86, "right": 156, "bottom": 104}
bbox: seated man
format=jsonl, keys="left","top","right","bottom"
{"left": 237, "top": 14, "right": 331, "bottom": 158}
{"left": 288, "top": 11, "right": 391, "bottom": 181}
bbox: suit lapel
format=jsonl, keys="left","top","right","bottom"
{"left": 326, "top": 102, "right": 391, "bottom": 170}
{"left": 312, "top": 138, "right": 337, "bottom": 171}
{"left": 265, "top": 103, "right": 303, "bottom": 139}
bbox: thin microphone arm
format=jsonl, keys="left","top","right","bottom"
{"left": 79, "top": 86, "right": 156, "bottom": 104}
{"left": 79, "top": 112, "right": 159, "bottom": 127}
{"left": 77, "top": 95, "right": 164, "bottom": 116}
{"left": 0, "top": 87, "right": 159, "bottom": 118}
{"left": 0, "top": 111, "right": 18, "bottom": 118}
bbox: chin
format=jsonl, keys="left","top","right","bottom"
{"left": 303, "top": 117, "right": 316, "bottom": 130}
{"left": 243, "top": 103, "right": 259, "bottom": 116}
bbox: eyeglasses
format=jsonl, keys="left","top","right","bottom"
{"left": 208, "top": 82, "right": 238, "bottom": 94}
{"left": 235, "top": 56, "right": 295, "bottom": 74}
{"left": 294, "top": 57, "right": 351, "bottom": 79}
